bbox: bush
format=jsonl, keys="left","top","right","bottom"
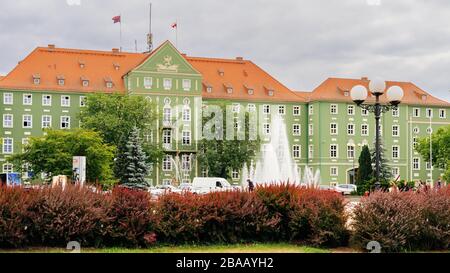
{"left": 0, "top": 186, "right": 31, "bottom": 248}
{"left": 103, "top": 187, "right": 157, "bottom": 247}
{"left": 352, "top": 187, "right": 450, "bottom": 252}
{"left": 25, "top": 185, "right": 107, "bottom": 247}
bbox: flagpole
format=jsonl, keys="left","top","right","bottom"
{"left": 120, "top": 14, "right": 122, "bottom": 52}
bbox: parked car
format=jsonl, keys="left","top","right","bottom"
{"left": 178, "top": 183, "right": 193, "bottom": 192}
{"left": 319, "top": 185, "right": 335, "bottom": 191}
{"left": 155, "top": 184, "right": 182, "bottom": 194}
{"left": 334, "top": 184, "right": 357, "bottom": 195}
{"left": 192, "top": 177, "right": 232, "bottom": 194}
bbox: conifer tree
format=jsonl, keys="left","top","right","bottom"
{"left": 116, "top": 127, "right": 150, "bottom": 189}
{"left": 356, "top": 145, "right": 373, "bottom": 190}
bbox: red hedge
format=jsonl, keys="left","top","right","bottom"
{"left": 352, "top": 187, "right": 450, "bottom": 252}
{"left": 0, "top": 184, "right": 349, "bottom": 248}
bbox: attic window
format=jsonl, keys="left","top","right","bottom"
{"left": 33, "top": 74, "right": 41, "bottom": 85}
{"left": 203, "top": 82, "right": 213, "bottom": 93}
{"left": 224, "top": 83, "right": 233, "bottom": 94}
{"left": 81, "top": 76, "right": 89, "bottom": 87}
{"left": 243, "top": 70, "right": 248, "bottom": 77}
{"left": 218, "top": 69, "right": 225, "bottom": 77}
{"left": 57, "top": 75, "right": 65, "bottom": 86}
{"left": 344, "top": 91, "right": 349, "bottom": 97}
{"left": 79, "top": 60, "right": 85, "bottom": 69}
{"left": 104, "top": 77, "right": 113, "bottom": 88}
{"left": 113, "top": 63, "right": 120, "bottom": 71}
{"left": 422, "top": 95, "right": 427, "bottom": 101}
{"left": 244, "top": 85, "right": 254, "bottom": 95}
{"left": 264, "top": 86, "right": 275, "bottom": 97}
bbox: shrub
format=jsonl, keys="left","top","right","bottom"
{"left": 25, "top": 185, "right": 107, "bottom": 247}
{"left": 103, "top": 187, "right": 156, "bottom": 248}
{"left": 352, "top": 187, "right": 450, "bottom": 252}
{"left": 0, "top": 186, "right": 32, "bottom": 248}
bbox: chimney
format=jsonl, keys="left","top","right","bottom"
{"left": 112, "top": 48, "right": 120, "bottom": 53}
{"left": 48, "top": 44, "right": 56, "bottom": 49}
{"left": 361, "top": 77, "right": 369, "bottom": 81}
{"left": 236, "top": 57, "right": 243, "bottom": 61}
{"left": 181, "top": 53, "right": 187, "bottom": 57}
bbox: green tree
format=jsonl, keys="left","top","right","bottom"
{"left": 79, "top": 93, "right": 163, "bottom": 174}
{"left": 368, "top": 139, "right": 392, "bottom": 191}
{"left": 12, "top": 129, "right": 115, "bottom": 183}
{"left": 356, "top": 145, "right": 373, "bottom": 193}
{"left": 416, "top": 125, "right": 450, "bottom": 182}
{"left": 115, "top": 127, "right": 150, "bottom": 189}
{"left": 198, "top": 104, "right": 260, "bottom": 179}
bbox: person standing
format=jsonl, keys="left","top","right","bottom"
{"left": 247, "top": 179, "right": 255, "bottom": 192}
{"left": 436, "top": 177, "right": 443, "bottom": 189}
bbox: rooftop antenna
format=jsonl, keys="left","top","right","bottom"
{"left": 146, "top": 2, "right": 153, "bottom": 53}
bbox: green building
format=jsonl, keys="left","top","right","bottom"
{"left": 1, "top": 41, "right": 449, "bottom": 185}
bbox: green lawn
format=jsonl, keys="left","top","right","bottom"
{"left": 1, "top": 243, "right": 334, "bottom": 253}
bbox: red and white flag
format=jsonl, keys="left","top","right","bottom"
{"left": 112, "top": 15, "right": 121, "bottom": 24}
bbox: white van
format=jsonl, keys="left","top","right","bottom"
{"left": 192, "top": 177, "right": 232, "bottom": 194}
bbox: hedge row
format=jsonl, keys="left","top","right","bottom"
{"left": 352, "top": 187, "right": 450, "bottom": 252}
{"left": 0, "top": 184, "right": 349, "bottom": 248}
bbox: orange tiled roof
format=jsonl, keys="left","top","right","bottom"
{"left": 186, "top": 56, "right": 306, "bottom": 103}
{"left": 304, "top": 77, "right": 450, "bottom": 107}
{"left": 0, "top": 46, "right": 148, "bottom": 93}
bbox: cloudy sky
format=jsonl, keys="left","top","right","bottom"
{"left": 0, "top": 0, "right": 449, "bottom": 101}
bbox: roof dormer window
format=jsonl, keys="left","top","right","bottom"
{"left": 113, "top": 63, "right": 120, "bottom": 71}
{"left": 224, "top": 83, "right": 233, "bottom": 94}
{"left": 244, "top": 84, "right": 254, "bottom": 95}
{"left": 104, "top": 77, "right": 113, "bottom": 89}
{"left": 81, "top": 76, "right": 89, "bottom": 87}
{"left": 422, "top": 95, "right": 427, "bottom": 101}
{"left": 79, "top": 60, "right": 85, "bottom": 69}
{"left": 203, "top": 82, "right": 213, "bottom": 93}
{"left": 264, "top": 86, "right": 275, "bottom": 96}
{"left": 57, "top": 75, "right": 65, "bottom": 86}
{"left": 218, "top": 69, "right": 225, "bottom": 77}
{"left": 33, "top": 74, "right": 41, "bottom": 85}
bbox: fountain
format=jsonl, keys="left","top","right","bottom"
{"left": 302, "top": 166, "right": 321, "bottom": 188}
{"left": 170, "top": 153, "right": 195, "bottom": 185}
{"left": 248, "top": 114, "right": 301, "bottom": 185}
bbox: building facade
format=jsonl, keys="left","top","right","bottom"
{"left": 1, "top": 41, "right": 449, "bottom": 185}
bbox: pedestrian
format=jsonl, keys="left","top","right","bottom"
{"left": 436, "top": 177, "right": 442, "bottom": 189}
{"left": 247, "top": 179, "right": 255, "bottom": 192}
{"left": 402, "top": 180, "right": 410, "bottom": 192}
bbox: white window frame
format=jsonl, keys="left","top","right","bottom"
{"left": 392, "top": 125, "right": 400, "bottom": 137}
{"left": 392, "top": 108, "right": 399, "bottom": 117}
{"left": 413, "top": 108, "right": 420, "bottom": 117}
{"left": 2, "top": 163, "right": 13, "bottom": 173}
{"left": 181, "top": 154, "right": 191, "bottom": 171}
{"left": 162, "top": 129, "right": 172, "bottom": 145}
{"left": 309, "top": 124, "right": 314, "bottom": 136}
{"left": 163, "top": 78, "right": 172, "bottom": 90}
{"left": 263, "top": 105, "right": 270, "bottom": 114}
{"left": 308, "top": 145, "right": 314, "bottom": 159}
{"left": 330, "top": 123, "right": 338, "bottom": 135}
{"left": 3, "top": 138, "right": 13, "bottom": 154}
{"left": 426, "top": 108, "right": 433, "bottom": 118}
{"left": 61, "top": 95, "right": 70, "bottom": 107}
{"left": 392, "top": 167, "right": 399, "bottom": 177}
{"left": 3, "top": 93, "right": 13, "bottom": 105}
{"left": 23, "top": 94, "right": 32, "bottom": 105}
{"left": 293, "top": 145, "right": 301, "bottom": 159}
{"left": 347, "top": 123, "right": 355, "bottom": 136}
{"left": 232, "top": 103, "right": 240, "bottom": 113}
{"left": 80, "top": 96, "right": 87, "bottom": 107}
{"left": 247, "top": 104, "right": 256, "bottom": 112}
{"left": 392, "top": 146, "right": 400, "bottom": 159}
{"left": 42, "top": 94, "right": 52, "bottom": 106}
{"left": 144, "top": 77, "right": 153, "bottom": 89}
{"left": 439, "top": 109, "right": 446, "bottom": 119}
{"left": 163, "top": 107, "right": 172, "bottom": 124}
{"left": 182, "top": 79, "right": 191, "bottom": 91}
{"left": 162, "top": 155, "right": 172, "bottom": 171}
{"left": 413, "top": 157, "right": 420, "bottom": 170}
{"left": 278, "top": 105, "right": 286, "bottom": 115}
{"left": 293, "top": 106, "right": 301, "bottom": 116}
{"left": 347, "top": 105, "right": 355, "bottom": 115}
{"left": 330, "top": 104, "right": 338, "bottom": 115}
{"left": 347, "top": 145, "right": 355, "bottom": 159}
{"left": 22, "top": 114, "right": 32, "bottom": 128}
{"left": 293, "top": 124, "right": 301, "bottom": 136}
{"left": 361, "top": 108, "right": 369, "bottom": 116}
{"left": 330, "top": 144, "right": 338, "bottom": 158}
{"left": 60, "top": 116, "right": 71, "bottom": 129}
{"left": 263, "top": 123, "right": 270, "bottom": 135}
{"left": 361, "top": 124, "right": 369, "bottom": 136}
{"left": 42, "top": 115, "right": 52, "bottom": 129}
{"left": 182, "top": 130, "right": 191, "bottom": 146}
{"left": 3, "top": 114, "right": 13, "bottom": 128}
{"left": 330, "top": 167, "right": 338, "bottom": 176}
{"left": 182, "top": 107, "right": 191, "bottom": 122}
{"left": 309, "top": 105, "right": 314, "bottom": 115}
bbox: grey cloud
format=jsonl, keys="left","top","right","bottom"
{"left": 0, "top": 0, "right": 449, "bottom": 101}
